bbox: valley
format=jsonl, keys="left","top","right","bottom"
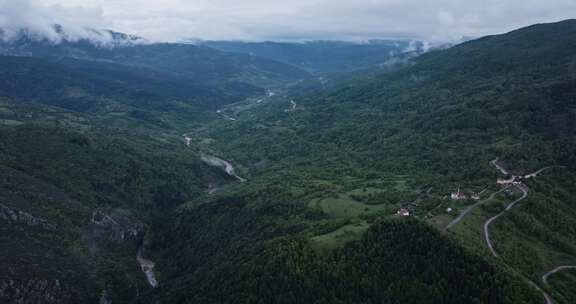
{"left": 0, "top": 17, "right": 576, "bottom": 304}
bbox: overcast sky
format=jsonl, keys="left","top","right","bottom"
{"left": 1, "top": 0, "right": 575, "bottom": 42}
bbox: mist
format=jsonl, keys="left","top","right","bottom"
{"left": 0, "top": 0, "right": 116, "bottom": 43}
{"left": 2, "top": 0, "right": 576, "bottom": 43}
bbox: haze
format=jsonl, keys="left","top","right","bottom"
{"left": 1, "top": 0, "right": 575, "bottom": 42}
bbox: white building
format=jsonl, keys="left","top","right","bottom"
{"left": 397, "top": 208, "right": 410, "bottom": 217}
{"left": 451, "top": 187, "right": 467, "bottom": 200}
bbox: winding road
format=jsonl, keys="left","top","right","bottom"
{"left": 481, "top": 181, "right": 555, "bottom": 304}
{"left": 482, "top": 159, "right": 563, "bottom": 304}
{"left": 445, "top": 187, "right": 506, "bottom": 230}
{"left": 491, "top": 158, "right": 509, "bottom": 175}
{"left": 483, "top": 183, "right": 529, "bottom": 257}
{"left": 525, "top": 166, "right": 566, "bottom": 179}
{"left": 542, "top": 266, "right": 576, "bottom": 284}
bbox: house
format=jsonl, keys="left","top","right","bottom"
{"left": 451, "top": 187, "right": 467, "bottom": 200}
{"left": 497, "top": 175, "right": 517, "bottom": 185}
{"left": 397, "top": 208, "right": 410, "bottom": 217}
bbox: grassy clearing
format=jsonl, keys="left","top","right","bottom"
{"left": 346, "top": 187, "right": 386, "bottom": 197}
{"left": 310, "top": 221, "right": 370, "bottom": 252}
{"left": 428, "top": 214, "right": 452, "bottom": 229}
{"left": 309, "top": 194, "right": 392, "bottom": 220}
{"left": 307, "top": 183, "right": 404, "bottom": 251}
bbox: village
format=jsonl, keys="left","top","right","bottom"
{"left": 396, "top": 161, "right": 542, "bottom": 218}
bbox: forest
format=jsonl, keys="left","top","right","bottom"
{"left": 1, "top": 19, "right": 576, "bottom": 304}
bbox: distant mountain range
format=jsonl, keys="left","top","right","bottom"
{"left": 201, "top": 40, "right": 429, "bottom": 75}
{"left": 0, "top": 24, "right": 317, "bottom": 112}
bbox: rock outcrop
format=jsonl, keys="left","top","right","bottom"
{"left": 90, "top": 210, "right": 143, "bottom": 244}
{"left": 89, "top": 210, "right": 158, "bottom": 288}
{"left": 0, "top": 203, "right": 56, "bottom": 230}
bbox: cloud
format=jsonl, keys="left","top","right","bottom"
{"left": 0, "top": 0, "right": 112, "bottom": 43}
{"left": 2, "top": 0, "right": 576, "bottom": 43}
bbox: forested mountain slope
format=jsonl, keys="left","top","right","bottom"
{"left": 202, "top": 40, "right": 425, "bottom": 75}
{"left": 0, "top": 96, "right": 231, "bottom": 303}
{"left": 160, "top": 19, "right": 576, "bottom": 304}
{"left": 0, "top": 27, "right": 313, "bottom": 93}
{"left": 2, "top": 19, "right": 576, "bottom": 304}
{"left": 201, "top": 19, "right": 576, "bottom": 180}
{"left": 0, "top": 55, "right": 247, "bottom": 112}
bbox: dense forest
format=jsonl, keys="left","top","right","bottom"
{"left": 1, "top": 19, "right": 576, "bottom": 304}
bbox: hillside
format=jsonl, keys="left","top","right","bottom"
{"left": 2, "top": 19, "right": 576, "bottom": 304}
{"left": 0, "top": 27, "right": 314, "bottom": 93}
{"left": 175, "top": 19, "right": 576, "bottom": 304}
{"left": 200, "top": 19, "right": 576, "bottom": 179}
{"left": 202, "top": 40, "right": 425, "bottom": 75}
{"left": 0, "top": 121, "right": 233, "bottom": 303}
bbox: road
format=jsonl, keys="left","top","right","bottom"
{"left": 443, "top": 158, "right": 511, "bottom": 231}
{"left": 483, "top": 183, "right": 529, "bottom": 257}
{"left": 525, "top": 166, "right": 565, "bottom": 179}
{"left": 481, "top": 183, "right": 555, "bottom": 304}
{"left": 216, "top": 89, "right": 279, "bottom": 121}
{"left": 216, "top": 109, "right": 237, "bottom": 121}
{"left": 284, "top": 100, "right": 297, "bottom": 112}
{"left": 543, "top": 266, "right": 576, "bottom": 284}
{"left": 482, "top": 159, "right": 561, "bottom": 303}
{"left": 445, "top": 188, "right": 506, "bottom": 230}
{"left": 491, "top": 158, "right": 509, "bottom": 175}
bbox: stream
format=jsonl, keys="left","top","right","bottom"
{"left": 137, "top": 245, "right": 159, "bottom": 288}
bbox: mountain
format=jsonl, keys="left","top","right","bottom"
{"left": 0, "top": 25, "right": 147, "bottom": 47}
{"left": 0, "top": 26, "right": 319, "bottom": 127}
{"left": 0, "top": 26, "right": 314, "bottom": 93}
{"left": 0, "top": 55, "right": 243, "bottom": 111}
{"left": 2, "top": 19, "right": 576, "bottom": 304}
{"left": 201, "top": 40, "right": 427, "bottom": 75}
{"left": 167, "top": 19, "right": 576, "bottom": 304}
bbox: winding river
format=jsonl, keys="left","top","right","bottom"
{"left": 201, "top": 154, "right": 247, "bottom": 182}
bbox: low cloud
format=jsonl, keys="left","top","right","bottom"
{"left": 2, "top": 0, "right": 576, "bottom": 43}
{"left": 0, "top": 0, "right": 112, "bottom": 43}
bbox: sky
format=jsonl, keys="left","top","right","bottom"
{"left": 1, "top": 0, "right": 575, "bottom": 42}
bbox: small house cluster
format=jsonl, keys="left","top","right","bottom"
{"left": 450, "top": 187, "right": 481, "bottom": 201}
{"left": 497, "top": 175, "right": 521, "bottom": 185}
{"left": 451, "top": 188, "right": 467, "bottom": 200}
